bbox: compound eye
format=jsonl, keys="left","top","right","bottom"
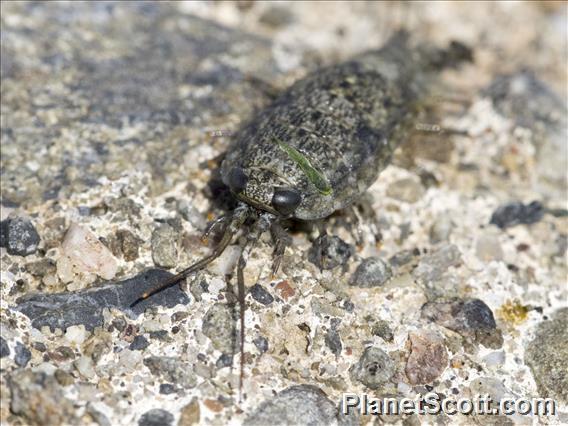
{"left": 227, "top": 167, "right": 248, "bottom": 193}
{"left": 272, "top": 188, "right": 301, "bottom": 216}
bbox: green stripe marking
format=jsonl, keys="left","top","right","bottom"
{"left": 276, "top": 140, "right": 333, "bottom": 196}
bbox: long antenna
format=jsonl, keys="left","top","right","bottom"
{"left": 234, "top": 212, "right": 274, "bottom": 401}
{"left": 130, "top": 204, "right": 250, "bottom": 307}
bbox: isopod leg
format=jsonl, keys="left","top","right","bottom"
{"left": 201, "top": 215, "right": 229, "bottom": 243}
{"left": 346, "top": 195, "right": 383, "bottom": 246}
{"left": 270, "top": 221, "right": 292, "bottom": 276}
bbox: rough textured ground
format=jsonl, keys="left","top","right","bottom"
{"left": 1, "top": 2, "right": 567, "bottom": 425}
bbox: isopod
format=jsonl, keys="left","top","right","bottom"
{"left": 133, "top": 31, "right": 472, "bottom": 397}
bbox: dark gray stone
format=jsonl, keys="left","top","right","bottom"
{"left": 490, "top": 201, "right": 544, "bottom": 229}
{"left": 253, "top": 336, "right": 269, "bottom": 354}
{"left": 14, "top": 342, "right": 31, "bottom": 367}
{"left": 349, "top": 346, "right": 395, "bottom": 389}
{"left": 484, "top": 69, "right": 566, "bottom": 130}
{"left": 129, "top": 335, "right": 150, "bottom": 351}
{"left": 247, "top": 384, "right": 356, "bottom": 426}
{"left": 159, "top": 383, "right": 176, "bottom": 395}
{"left": 0, "top": 336, "right": 9, "bottom": 358}
{"left": 525, "top": 308, "right": 568, "bottom": 403}
{"left": 325, "top": 318, "right": 342, "bottom": 356}
{"left": 308, "top": 234, "right": 354, "bottom": 271}
{"left": 342, "top": 300, "right": 355, "bottom": 312}
{"left": 389, "top": 248, "right": 420, "bottom": 268}
{"left": 0, "top": 217, "right": 40, "bottom": 256}
{"left": 250, "top": 284, "right": 274, "bottom": 305}
{"left": 216, "top": 353, "right": 233, "bottom": 368}
{"left": 14, "top": 269, "right": 189, "bottom": 331}
{"left": 149, "top": 330, "right": 170, "bottom": 342}
{"left": 32, "top": 341, "right": 47, "bottom": 352}
{"left": 350, "top": 257, "right": 392, "bottom": 288}
{"left": 421, "top": 298, "right": 504, "bottom": 349}
{"left": 139, "top": 409, "right": 174, "bottom": 426}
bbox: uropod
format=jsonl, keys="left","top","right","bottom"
{"left": 132, "top": 31, "right": 472, "bottom": 396}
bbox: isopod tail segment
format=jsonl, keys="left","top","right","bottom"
{"left": 130, "top": 202, "right": 277, "bottom": 401}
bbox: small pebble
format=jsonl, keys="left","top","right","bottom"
{"left": 149, "top": 330, "right": 170, "bottom": 342}
{"left": 247, "top": 384, "right": 353, "bottom": 425}
{"left": 0, "top": 216, "right": 40, "bottom": 256}
{"left": 0, "top": 336, "right": 9, "bottom": 358}
{"left": 177, "top": 200, "right": 207, "bottom": 230}
{"left": 405, "top": 330, "right": 448, "bottom": 385}
{"left": 54, "top": 369, "right": 75, "bottom": 387}
{"left": 483, "top": 350, "right": 506, "bottom": 367}
{"left": 25, "top": 258, "right": 56, "bottom": 277}
{"left": 112, "top": 318, "right": 127, "bottom": 332}
{"left": 115, "top": 229, "right": 141, "bottom": 261}
{"left": 386, "top": 177, "right": 425, "bottom": 203}
{"left": 413, "top": 244, "right": 461, "bottom": 285}
{"left": 159, "top": 383, "right": 176, "bottom": 395}
{"left": 325, "top": 324, "right": 342, "bottom": 356}
{"left": 139, "top": 409, "right": 174, "bottom": 426}
{"left": 171, "top": 311, "right": 190, "bottom": 323}
{"left": 469, "top": 377, "right": 509, "bottom": 403}
{"left": 151, "top": 224, "right": 178, "bottom": 268}
{"left": 129, "top": 335, "right": 150, "bottom": 351}
{"left": 74, "top": 355, "right": 96, "bottom": 379}
{"left": 350, "top": 257, "right": 392, "bottom": 288}
{"left": 216, "top": 353, "right": 233, "bottom": 368}
{"left": 77, "top": 206, "right": 91, "bottom": 216}
{"left": 525, "top": 307, "right": 568, "bottom": 403}
{"left": 32, "top": 341, "right": 46, "bottom": 352}
{"left": 51, "top": 346, "right": 75, "bottom": 361}
{"left": 189, "top": 275, "right": 209, "bottom": 302}
{"left": 86, "top": 404, "right": 112, "bottom": 426}
{"left": 370, "top": 320, "right": 394, "bottom": 342}
{"left": 253, "top": 336, "right": 269, "bottom": 354}
{"left": 349, "top": 346, "right": 395, "bottom": 389}
{"left": 202, "top": 303, "right": 236, "bottom": 353}
{"left": 250, "top": 284, "right": 274, "bottom": 305}
{"left": 421, "top": 298, "right": 503, "bottom": 349}
{"left": 65, "top": 325, "right": 88, "bottom": 346}
{"left": 13, "top": 342, "right": 31, "bottom": 367}
{"left": 490, "top": 200, "right": 544, "bottom": 229}
{"left": 429, "top": 215, "right": 453, "bottom": 244}
{"left": 389, "top": 249, "right": 419, "bottom": 268}
{"left": 143, "top": 356, "right": 197, "bottom": 389}
{"left": 308, "top": 234, "right": 354, "bottom": 271}
{"left": 118, "top": 349, "right": 143, "bottom": 373}
{"left": 179, "top": 398, "right": 200, "bottom": 426}
{"left": 60, "top": 222, "right": 118, "bottom": 280}
{"left": 342, "top": 300, "right": 355, "bottom": 312}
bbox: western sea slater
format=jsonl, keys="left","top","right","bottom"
{"left": 132, "top": 31, "right": 472, "bottom": 397}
